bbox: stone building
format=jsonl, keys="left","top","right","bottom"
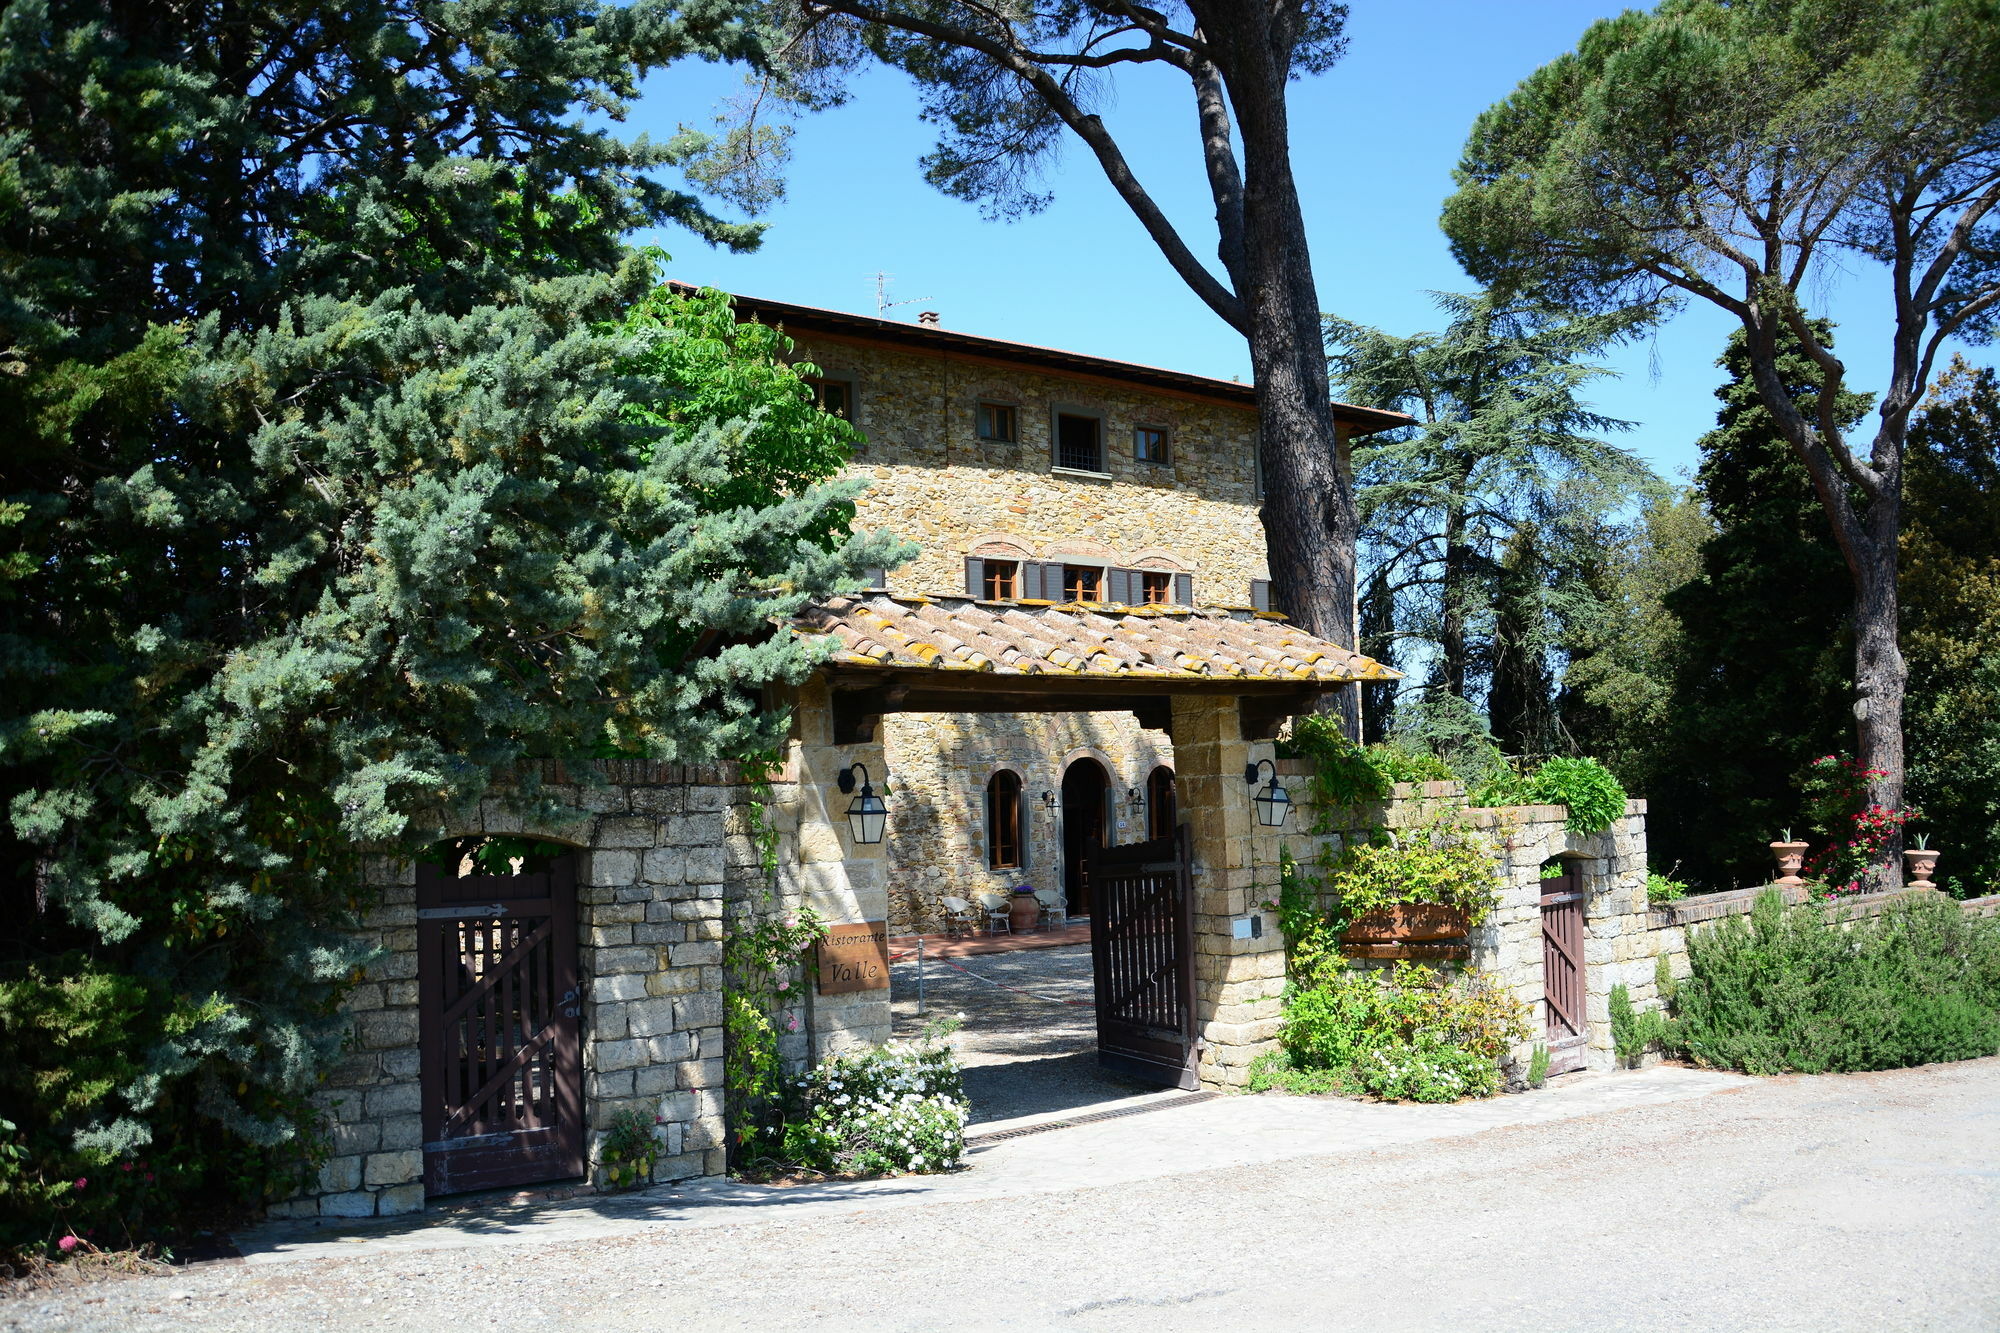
{"left": 725, "top": 292, "right": 1410, "bottom": 934}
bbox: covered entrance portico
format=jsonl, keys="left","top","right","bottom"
{"left": 769, "top": 592, "right": 1395, "bottom": 1092}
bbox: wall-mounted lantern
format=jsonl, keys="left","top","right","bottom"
{"left": 1125, "top": 786, "right": 1145, "bottom": 817}
{"left": 1244, "top": 759, "right": 1292, "bottom": 828}
{"left": 836, "top": 763, "right": 889, "bottom": 845}
{"left": 1039, "top": 789, "right": 1059, "bottom": 815}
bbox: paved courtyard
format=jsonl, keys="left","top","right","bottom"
{"left": 16, "top": 1056, "right": 2000, "bottom": 1331}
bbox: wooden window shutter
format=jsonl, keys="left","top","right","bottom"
{"left": 1107, "top": 567, "right": 1134, "bottom": 606}
{"left": 1034, "top": 562, "right": 1064, "bottom": 600}
{"left": 964, "top": 557, "right": 984, "bottom": 597}
{"left": 1174, "top": 573, "right": 1194, "bottom": 606}
{"left": 1251, "top": 579, "right": 1271, "bottom": 612}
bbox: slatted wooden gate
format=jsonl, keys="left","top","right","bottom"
{"left": 417, "top": 855, "right": 584, "bottom": 1196}
{"left": 1087, "top": 825, "right": 1198, "bottom": 1090}
{"left": 1539, "top": 863, "right": 1588, "bottom": 1076}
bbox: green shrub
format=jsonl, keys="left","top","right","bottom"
{"left": 1356, "top": 1031, "right": 1504, "bottom": 1102}
{"left": 1274, "top": 960, "right": 1527, "bottom": 1103}
{"left": 599, "top": 1109, "right": 661, "bottom": 1191}
{"left": 1246, "top": 1050, "right": 1360, "bottom": 1096}
{"left": 1521, "top": 757, "right": 1629, "bottom": 833}
{"left": 783, "top": 1021, "right": 969, "bottom": 1176}
{"left": 1284, "top": 716, "right": 1458, "bottom": 819}
{"left": 1526, "top": 1044, "right": 1550, "bottom": 1089}
{"left": 1317, "top": 815, "right": 1505, "bottom": 929}
{"left": 1646, "top": 870, "right": 1690, "bottom": 904}
{"left": 1668, "top": 891, "right": 2000, "bottom": 1074}
{"left": 1609, "top": 983, "right": 1668, "bottom": 1067}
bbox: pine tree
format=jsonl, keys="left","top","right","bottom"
{"left": 0, "top": 0, "right": 902, "bottom": 1246}
{"left": 1642, "top": 326, "right": 1865, "bottom": 888}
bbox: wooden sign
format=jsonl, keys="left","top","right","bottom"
{"left": 816, "top": 920, "right": 891, "bottom": 995}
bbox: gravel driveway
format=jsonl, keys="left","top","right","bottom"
{"left": 16, "top": 1057, "right": 2000, "bottom": 1331}
{"left": 890, "top": 942, "right": 1164, "bottom": 1125}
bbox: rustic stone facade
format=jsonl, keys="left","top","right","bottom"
{"left": 273, "top": 763, "right": 751, "bottom": 1220}
{"left": 790, "top": 329, "right": 1283, "bottom": 608}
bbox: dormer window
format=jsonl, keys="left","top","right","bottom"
{"left": 982, "top": 561, "right": 1020, "bottom": 600}
{"left": 1062, "top": 565, "right": 1104, "bottom": 602}
{"left": 1141, "top": 571, "right": 1173, "bottom": 604}
{"left": 1053, "top": 411, "right": 1104, "bottom": 473}
{"left": 977, "top": 401, "right": 1017, "bottom": 442}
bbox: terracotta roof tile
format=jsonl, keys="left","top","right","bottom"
{"left": 799, "top": 593, "right": 1399, "bottom": 685}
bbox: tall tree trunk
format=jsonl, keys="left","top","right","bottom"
{"left": 1226, "top": 41, "right": 1359, "bottom": 737}
{"left": 1853, "top": 518, "right": 1907, "bottom": 891}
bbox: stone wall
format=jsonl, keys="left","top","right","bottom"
{"left": 271, "top": 762, "right": 753, "bottom": 1220}
{"left": 1275, "top": 775, "right": 1658, "bottom": 1079}
{"left": 879, "top": 708, "right": 1174, "bottom": 935}
{"left": 790, "top": 330, "right": 1282, "bottom": 607}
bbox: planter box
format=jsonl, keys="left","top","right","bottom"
{"left": 1340, "top": 902, "right": 1470, "bottom": 944}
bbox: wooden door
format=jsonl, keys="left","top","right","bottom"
{"left": 417, "top": 855, "right": 584, "bottom": 1196}
{"left": 1087, "top": 825, "right": 1197, "bottom": 1090}
{"left": 1539, "top": 864, "right": 1588, "bottom": 1076}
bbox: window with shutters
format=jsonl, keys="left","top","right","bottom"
{"left": 1053, "top": 411, "right": 1104, "bottom": 473}
{"left": 976, "top": 401, "right": 1017, "bottom": 442}
{"left": 1134, "top": 425, "right": 1170, "bottom": 464}
{"left": 1145, "top": 765, "right": 1178, "bottom": 840}
{"left": 986, "top": 770, "right": 1024, "bottom": 869}
{"left": 1250, "top": 579, "right": 1274, "bottom": 613}
{"left": 1062, "top": 565, "right": 1103, "bottom": 602}
{"left": 1140, "top": 571, "right": 1173, "bottom": 604}
{"left": 982, "top": 560, "right": 1019, "bottom": 600}
{"left": 807, "top": 377, "right": 854, "bottom": 420}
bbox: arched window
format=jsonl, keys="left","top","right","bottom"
{"left": 1146, "top": 765, "right": 1178, "bottom": 840}
{"left": 986, "top": 770, "right": 1024, "bottom": 869}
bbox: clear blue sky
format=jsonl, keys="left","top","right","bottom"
{"left": 629, "top": 1, "right": 1990, "bottom": 484}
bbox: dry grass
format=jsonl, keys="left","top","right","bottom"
{"left": 0, "top": 1247, "right": 174, "bottom": 1298}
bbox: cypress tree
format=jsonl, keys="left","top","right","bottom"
{"left": 0, "top": 0, "right": 902, "bottom": 1246}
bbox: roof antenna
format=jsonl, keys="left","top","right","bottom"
{"left": 871, "top": 271, "right": 933, "bottom": 321}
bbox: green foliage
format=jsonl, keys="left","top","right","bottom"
{"left": 1286, "top": 714, "right": 1463, "bottom": 825}
{"left": 600, "top": 1109, "right": 662, "bottom": 1192}
{"left": 1315, "top": 815, "right": 1505, "bottom": 929}
{"left": 722, "top": 893, "right": 828, "bottom": 1168}
{"left": 1526, "top": 1043, "right": 1550, "bottom": 1089}
{"left": 1609, "top": 982, "right": 1668, "bottom": 1068}
{"left": 783, "top": 1021, "right": 969, "bottom": 1176}
{"left": 1522, "top": 757, "right": 1628, "bottom": 834}
{"left": 1665, "top": 891, "right": 2000, "bottom": 1075}
{"left": 0, "top": 0, "right": 905, "bottom": 1254}
{"left": 1245, "top": 1051, "right": 1360, "bottom": 1097}
{"left": 1797, "top": 753, "right": 1918, "bottom": 894}
{"left": 1646, "top": 870, "right": 1689, "bottom": 905}
{"left": 1274, "top": 955, "right": 1528, "bottom": 1104}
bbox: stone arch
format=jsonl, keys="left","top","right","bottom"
{"left": 967, "top": 533, "right": 1034, "bottom": 560}
{"left": 1124, "top": 547, "right": 1190, "bottom": 571}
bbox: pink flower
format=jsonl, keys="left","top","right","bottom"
{"left": 121, "top": 1163, "right": 133, "bottom": 1172}
{"left": 775, "top": 979, "right": 789, "bottom": 992}
{"left": 72, "top": 1178, "right": 86, "bottom": 1191}
{"left": 786, "top": 1016, "right": 799, "bottom": 1032}
{"left": 58, "top": 1236, "right": 78, "bottom": 1253}
{"left": 143, "top": 1173, "right": 154, "bottom": 1183}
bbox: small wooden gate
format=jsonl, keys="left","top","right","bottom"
{"left": 1540, "top": 863, "right": 1588, "bottom": 1076}
{"left": 417, "top": 855, "right": 584, "bottom": 1196}
{"left": 1087, "top": 825, "right": 1197, "bottom": 1090}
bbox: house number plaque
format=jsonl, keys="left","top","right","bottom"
{"left": 816, "top": 920, "right": 890, "bottom": 995}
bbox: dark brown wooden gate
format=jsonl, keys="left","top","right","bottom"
{"left": 1087, "top": 825, "right": 1197, "bottom": 1090}
{"left": 1540, "top": 863, "right": 1588, "bottom": 1076}
{"left": 417, "top": 855, "right": 584, "bottom": 1196}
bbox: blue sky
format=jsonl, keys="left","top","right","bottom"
{"left": 629, "top": 1, "right": 1989, "bottom": 484}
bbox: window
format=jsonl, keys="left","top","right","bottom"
{"left": 986, "top": 771, "right": 1024, "bottom": 869}
{"left": 1134, "top": 426, "right": 1170, "bottom": 464}
{"left": 1146, "top": 766, "right": 1178, "bottom": 841}
{"left": 1062, "top": 565, "right": 1103, "bottom": 602}
{"left": 977, "top": 401, "right": 1017, "bottom": 442}
{"left": 807, "top": 377, "right": 853, "bottom": 420}
{"left": 1054, "top": 411, "right": 1104, "bottom": 472}
{"left": 1250, "top": 579, "right": 1274, "bottom": 613}
{"left": 1140, "top": 571, "right": 1173, "bottom": 604}
{"left": 982, "top": 560, "right": 1019, "bottom": 600}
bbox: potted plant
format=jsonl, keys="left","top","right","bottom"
{"left": 1903, "top": 834, "right": 1940, "bottom": 889}
{"left": 1328, "top": 818, "right": 1501, "bottom": 945}
{"left": 1770, "top": 829, "right": 1809, "bottom": 888}
{"left": 1008, "top": 882, "right": 1041, "bottom": 933}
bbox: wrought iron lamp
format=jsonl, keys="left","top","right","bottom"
{"left": 836, "top": 763, "right": 889, "bottom": 845}
{"left": 1244, "top": 758, "right": 1292, "bottom": 828}
{"left": 1125, "top": 786, "right": 1145, "bottom": 817}
{"left": 1039, "top": 789, "right": 1058, "bottom": 814}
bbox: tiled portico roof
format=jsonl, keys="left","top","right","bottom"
{"left": 798, "top": 593, "right": 1398, "bottom": 686}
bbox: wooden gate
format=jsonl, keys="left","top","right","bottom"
{"left": 1539, "top": 863, "right": 1588, "bottom": 1076}
{"left": 1087, "top": 825, "right": 1197, "bottom": 1090}
{"left": 417, "top": 855, "right": 584, "bottom": 1196}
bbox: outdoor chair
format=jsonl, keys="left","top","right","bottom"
{"left": 938, "top": 895, "right": 978, "bottom": 939}
{"left": 975, "top": 891, "right": 1012, "bottom": 935}
{"left": 1035, "top": 888, "right": 1066, "bottom": 929}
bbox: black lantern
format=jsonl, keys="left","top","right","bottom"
{"left": 836, "top": 763, "right": 889, "bottom": 845}
{"left": 1245, "top": 759, "right": 1292, "bottom": 828}
{"left": 1125, "top": 786, "right": 1145, "bottom": 817}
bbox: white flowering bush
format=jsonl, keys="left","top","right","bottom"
{"left": 1354, "top": 1031, "right": 1502, "bottom": 1103}
{"left": 783, "top": 1018, "right": 969, "bottom": 1176}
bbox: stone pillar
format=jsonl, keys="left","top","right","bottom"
{"left": 1172, "top": 694, "right": 1287, "bottom": 1089}
{"left": 776, "top": 676, "right": 893, "bottom": 1059}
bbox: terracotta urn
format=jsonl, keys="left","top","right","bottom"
{"left": 1770, "top": 841, "right": 1810, "bottom": 888}
{"left": 1009, "top": 891, "right": 1040, "bottom": 933}
{"left": 1903, "top": 847, "right": 1940, "bottom": 889}
{"left": 1340, "top": 902, "right": 1471, "bottom": 944}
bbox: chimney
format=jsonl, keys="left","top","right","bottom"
{"left": 917, "top": 310, "right": 940, "bottom": 327}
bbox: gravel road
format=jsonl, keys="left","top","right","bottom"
{"left": 15, "top": 1056, "right": 2000, "bottom": 1332}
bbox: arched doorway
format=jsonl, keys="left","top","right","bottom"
{"left": 1145, "top": 765, "right": 1178, "bottom": 841}
{"left": 1061, "top": 757, "right": 1110, "bottom": 917}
